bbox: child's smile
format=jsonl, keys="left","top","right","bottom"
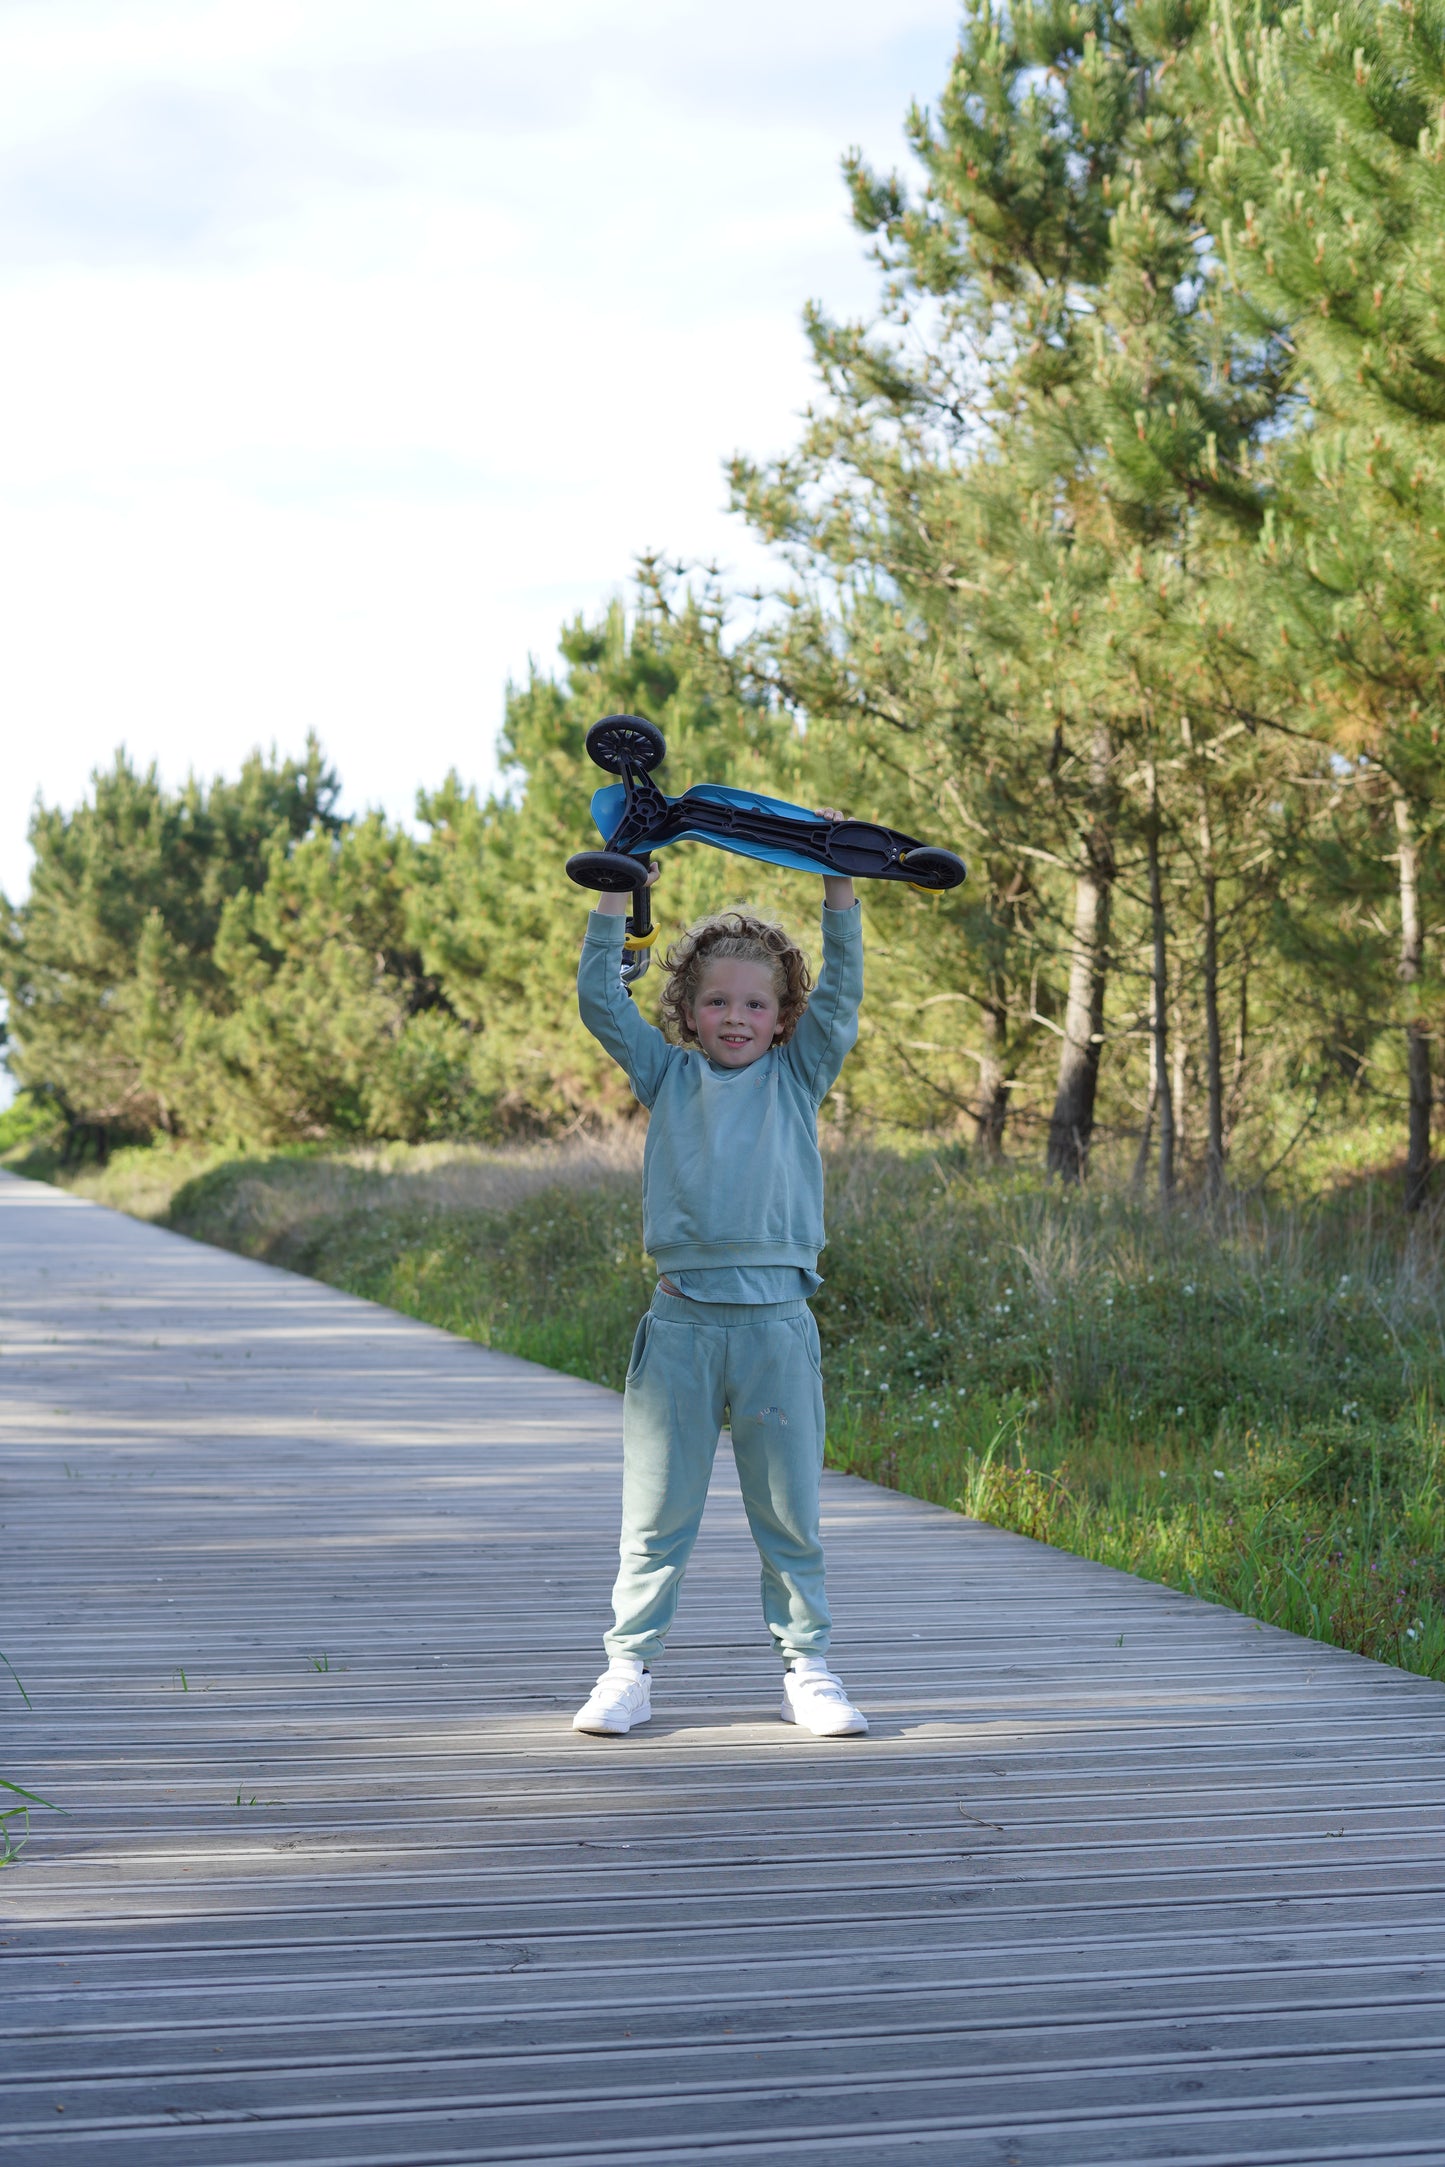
{"left": 684, "top": 959, "right": 783, "bottom": 1069}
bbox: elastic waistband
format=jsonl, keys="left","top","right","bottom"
{"left": 648, "top": 1288, "right": 811, "bottom": 1327}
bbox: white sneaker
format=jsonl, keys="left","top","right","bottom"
{"left": 573, "top": 1658, "right": 652, "bottom": 1736}
{"left": 780, "top": 1657, "right": 868, "bottom": 1737}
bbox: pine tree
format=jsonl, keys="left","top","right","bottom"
{"left": 1207, "top": 0, "right": 1445, "bottom": 1205}
{"left": 734, "top": 0, "right": 1284, "bottom": 1185}
{"left": 1, "top": 743, "right": 339, "bottom": 1147}
{"left": 195, "top": 814, "right": 479, "bottom": 1144}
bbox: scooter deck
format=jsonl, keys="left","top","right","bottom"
{"left": 589, "top": 780, "right": 962, "bottom": 886}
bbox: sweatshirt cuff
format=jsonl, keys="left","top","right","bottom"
{"left": 822, "top": 899, "right": 863, "bottom": 929}
{"left": 584, "top": 910, "right": 627, "bottom": 947}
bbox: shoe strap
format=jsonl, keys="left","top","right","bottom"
{"left": 793, "top": 1671, "right": 849, "bottom": 1701}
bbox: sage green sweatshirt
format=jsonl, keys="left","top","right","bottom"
{"left": 577, "top": 904, "right": 863, "bottom": 1279}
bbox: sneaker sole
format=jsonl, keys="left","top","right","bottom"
{"left": 573, "top": 1706, "right": 652, "bottom": 1736}
{"left": 779, "top": 1701, "right": 868, "bottom": 1737}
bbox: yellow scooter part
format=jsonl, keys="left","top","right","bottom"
{"left": 900, "top": 851, "right": 943, "bottom": 898}
{"left": 623, "top": 925, "right": 660, "bottom": 951}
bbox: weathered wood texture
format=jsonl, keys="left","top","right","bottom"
{"left": 2, "top": 1170, "right": 1444, "bottom": 2165}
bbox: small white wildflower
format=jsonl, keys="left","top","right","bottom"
{"left": 1406, "top": 1628, "right": 1419, "bottom": 1641}
{"left": 932, "top": 1419, "right": 941, "bottom": 1429}
{"left": 1213, "top": 1469, "right": 1226, "bottom": 1479}
{"left": 1176, "top": 1405, "right": 1185, "bottom": 1416}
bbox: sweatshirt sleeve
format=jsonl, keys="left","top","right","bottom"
{"left": 576, "top": 910, "right": 673, "bottom": 1108}
{"left": 784, "top": 901, "right": 863, "bottom": 1105}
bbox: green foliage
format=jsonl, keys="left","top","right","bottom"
{"left": 1201, "top": 0, "right": 1445, "bottom": 1204}
{"left": 1, "top": 741, "right": 341, "bottom": 1141}
{"left": 197, "top": 816, "right": 486, "bottom": 1144}
{"left": 0, "top": 1091, "right": 61, "bottom": 1156}
{"left": 730, "top": 0, "right": 1310, "bottom": 1184}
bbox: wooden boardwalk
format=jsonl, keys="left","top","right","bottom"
{"left": 2, "top": 1171, "right": 1444, "bottom": 2165}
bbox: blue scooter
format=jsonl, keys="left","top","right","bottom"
{"left": 566, "top": 714, "right": 966, "bottom": 983}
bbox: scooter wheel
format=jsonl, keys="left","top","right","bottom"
{"left": 900, "top": 847, "right": 967, "bottom": 891}
{"left": 586, "top": 714, "right": 667, "bottom": 774}
{"left": 566, "top": 848, "right": 649, "bottom": 893}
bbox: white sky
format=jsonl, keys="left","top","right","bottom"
{"left": 0, "top": 0, "right": 961, "bottom": 906}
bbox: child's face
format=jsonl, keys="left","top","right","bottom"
{"left": 684, "top": 958, "right": 782, "bottom": 1068}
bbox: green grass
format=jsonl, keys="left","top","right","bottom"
{"left": 13, "top": 1134, "right": 1445, "bottom": 1680}
{"left": 0, "top": 1649, "right": 63, "bottom": 1866}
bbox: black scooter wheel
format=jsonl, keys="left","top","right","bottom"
{"left": 586, "top": 714, "right": 667, "bottom": 775}
{"left": 900, "top": 846, "right": 967, "bottom": 892}
{"left": 566, "top": 848, "right": 649, "bottom": 894}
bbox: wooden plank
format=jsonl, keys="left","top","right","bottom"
{"left": 4, "top": 2039, "right": 1445, "bottom": 2141}
{"left": 13, "top": 1846, "right": 1445, "bottom": 1910}
{"left": 3, "top": 1170, "right": 1445, "bottom": 2165}
{"left": 12, "top": 1998, "right": 1445, "bottom": 2098}
{"left": 3, "top": 2078, "right": 1445, "bottom": 2165}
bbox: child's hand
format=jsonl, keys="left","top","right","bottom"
{"left": 596, "top": 858, "right": 661, "bottom": 917}
{"left": 817, "top": 810, "right": 855, "bottom": 912}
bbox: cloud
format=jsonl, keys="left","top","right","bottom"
{"left": 319, "top": 46, "right": 596, "bottom": 137}
{"left": 0, "top": 85, "right": 382, "bottom": 267}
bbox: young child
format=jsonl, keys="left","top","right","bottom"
{"left": 573, "top": 841, "right": 867, "bottom": 1739}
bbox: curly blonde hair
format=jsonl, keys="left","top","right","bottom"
{"left": 658, "top": 911, "right": 813, "bottom": 1047}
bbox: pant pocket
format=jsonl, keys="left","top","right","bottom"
{"left": 625, "top": 1313, "right": 654, "bottom": 1386}
{"left": 794, "top": 1312, "right": 824, "bottom": 1378}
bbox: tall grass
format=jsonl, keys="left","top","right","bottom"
{"left": 16, "top": 1135, "right": 1445, "bottom": 1679}
{"left": 816, "top": 1158, "right": 1445, "bottom": 1677}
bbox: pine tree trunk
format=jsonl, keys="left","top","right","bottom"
{"left": 1046, "top": 856, "right": 1111, "bottom": 1181}
{"left": 1146, "top": 766, "right": 1175, "bottom": 1200}
{"left": 974, "top": 996, "right": 1010, "bottom": 1159}
{"left": 1132, "top": 1064, "right": 1158, "bottom": 1190}
{"left": 1225, "top": 964, "right": 1249, "bottom": 1155}
{"left": 1199, "top": 790, "right": 1225, "bottom": 1199}
{"left": 1394, "top": 794, "right": 1431, "bottom": 1213}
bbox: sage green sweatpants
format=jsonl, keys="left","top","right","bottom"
{"left": 603, "top": 1288, "right": 832, "bottom": 1666}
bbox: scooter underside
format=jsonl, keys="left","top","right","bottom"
{"left": 590, "top": 779, "right": 963, "bottom": 888}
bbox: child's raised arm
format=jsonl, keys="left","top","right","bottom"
{"left": 786, "top": 810, "right": 863, "bottom": 1104}
{"left": 576, "top": 866, "right": 673, "bottom": 1108}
